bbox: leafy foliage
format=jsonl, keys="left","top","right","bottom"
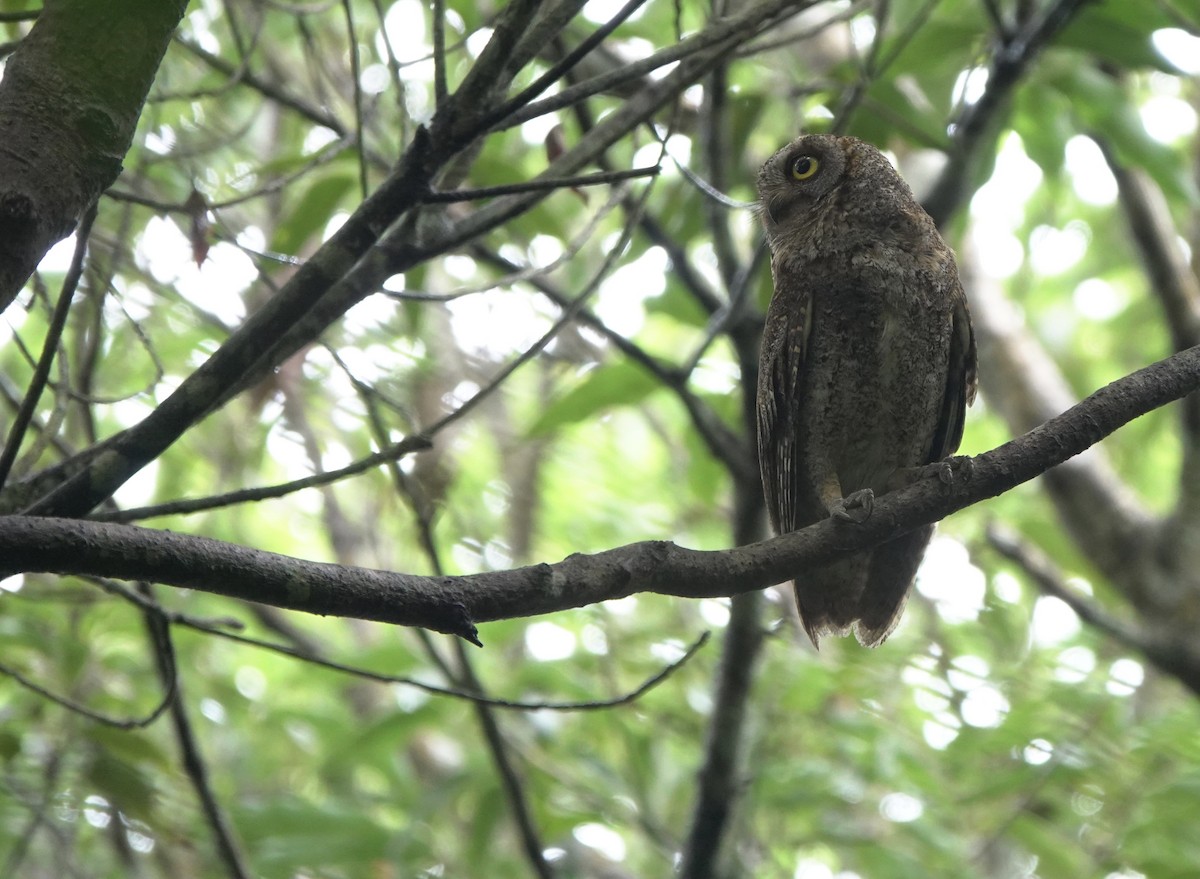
{"left": 1, "top": 0, "right": 1200, "bottom": 877}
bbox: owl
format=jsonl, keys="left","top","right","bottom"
{"left": 755, "top": 134, "right": 977, "bottom": 648}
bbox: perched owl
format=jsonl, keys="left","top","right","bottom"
{"left": 755, "top": 134, "right": 977, "bottom": 648}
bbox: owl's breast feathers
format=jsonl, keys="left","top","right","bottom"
{"left": 758, "top": 238, "right": 975, "bottom": 532}
{"left": 754, "top": 134, "right": 977, "bottom": 646}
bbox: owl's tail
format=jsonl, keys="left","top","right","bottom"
{"left": 794, "top": 525, "right": 934, "bottom": 648}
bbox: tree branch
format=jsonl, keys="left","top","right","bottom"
{"left": 986, "top": 524, "right": 1200, "bottom": 696}
{"left": 4, "top": 332, "right": 1199, "bottom": 642}
{"left": 0, "top": 0, "right": 188, "bottom": 310}
{"left": 678, "top": 592, "right": 763, "bottom": 879}
{"left": 141, "top": 589, "right": 252, "bottom": 879}
{"left": 923, "top": 0, "right": 1091, "bottom": 226}
{"left": 1101, "top": 137, "right": 1200, "bottom": 567}
{"left": 12, "top": 0, "right": 797, "bottom": 520}
{"left": 964, "top": 252, "right": 1161, "bottom": 613}
{"left": 0, "top": 202, "right": 95, "bottom": 489}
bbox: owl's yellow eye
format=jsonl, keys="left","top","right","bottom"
{"left": 791, "top": 155, "right": 820, "bottom": 180}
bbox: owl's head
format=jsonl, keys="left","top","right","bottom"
{"left": 756, "top": 134, "right": 915, "bottom": 255}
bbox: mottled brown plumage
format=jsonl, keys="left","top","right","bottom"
{"left": 755, "top": 134, "right": 977, "bottom": 648}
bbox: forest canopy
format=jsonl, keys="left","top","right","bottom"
{"left": 1, "top": 0, "right": 1200, "bottom": 877}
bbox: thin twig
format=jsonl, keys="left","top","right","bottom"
{"left": 422, "top": 164, "right": 660, "bottom": 202}
{"left": 493, "top": 0, "right": 812, "bottom": 133}
{"left": 479, "top": 0, "right": 655, "bottom": 131}
{"left": 340, "top": 0, "right": 369, "bottom": 199}
{"left": 470, "top": 243, "right": 755, "bottom": 480}
{"left": 680, "top": 239, "right": 768, "bottom": 380}
{"left": 179, "top": 614, "right": 711, "bottom": 710}
{"left": 0, "top": 204, "right": 96, "bottom": 490}
{"left": 4, "top": 342, "right": 1200, "bottom": 637}
{"left": 0, "top": 657, "right": 176, "bottom": 731}
{"left": 141, "top": 584, "right": 252, "bottom": 879}
{"left": 90, "top": 435, "right": 432, "bottom": 522}
{"left": 172, "top": 36, "right": 345, "bottom": 134}
{"left": 432, "top": 0, "right": 447, "bottom": 106}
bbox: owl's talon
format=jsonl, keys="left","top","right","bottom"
{"left": 831, "top": 489, "right": 874, "bottom": 524}
{"left": 895, "top": 456, "right": 972, "bottom": 490}
{"left": 930, "top": 455, "right": 972, "bottom": 486}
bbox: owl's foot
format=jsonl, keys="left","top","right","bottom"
{"left": 926, "top": 455, "right": 973, "bottom": 486}
{"left": 891, "top": 456, "right": 974, "bottom": 490}
{"left": 831, "top": 489, "right": 874, "bottom": 524}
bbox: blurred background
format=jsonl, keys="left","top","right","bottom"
{"left": 2, "top": 0, "right": 1199, "bottom": 876}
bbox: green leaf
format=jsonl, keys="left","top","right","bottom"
{"left": 527, "top": 361, "right": 660, "bottom": 437}
{"left": 1013, "top": 90, "right": 1072, "bottom": 177}
{"left": 1057, "top": 3, "right": 1178, "bottom": 72}
{"left": 1046, "top": 61, "right": 1200, "bottom": 205}
{"left": 0, "top": 730, "right": 20, "bottom": 762}
{"left": 237, "top": 800, "right": 396, "bottom": 877}
{"left": 84, "top": 749, "right": 158, "bottom": 824}
{"left": 645, "top": 278, "right": 711, "bottom": 328}
{"left": 1010, "top": 814, "right": 1088, "bottom": 877}
{"left": 269, "top": 172, "right": 355, "bottom": 256}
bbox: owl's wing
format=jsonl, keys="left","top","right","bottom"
{"left": 756, "top": 280, "right": 814, "bottom": 534}
{"left": 928, "top": 286, "right": 978, "bottom": 462}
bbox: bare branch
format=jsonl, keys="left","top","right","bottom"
{"left": 678, "top": 593, "right": 764, "bottom": 879}
{"left": 0, "top": 203, "right": 96, "bottom": 489}
{"left": 924, "top": 0, "right": 1091, "bottom": 226}
{"left": 141, "top": 586, "right": 252, "bottom": 879}
{"left": 90, "top": 435, "right": 432, "bottom": 523}
{"left": 3, "top": 343, "right": 1200, "bottom": 638}
{"left": 964, "top": 251, "right": 1159, "bottom": 611}
{"left": 422, "top": 164, "right": 660, "bottom": 202}
{"left": 0, "top": 656, "right": 174, "bottom": 729}
{"left": 987, "top": 524, "right": 1200, "bottom": 696}
{"left": 175, "top": 619, "right": 710, "bottom": 710}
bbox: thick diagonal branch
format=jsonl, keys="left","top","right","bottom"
{"left": 2, "top": 344, "right": 1198, "bottom": 640}
{"left": 12, "top": 0, "right": 808, "bottom": 520}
